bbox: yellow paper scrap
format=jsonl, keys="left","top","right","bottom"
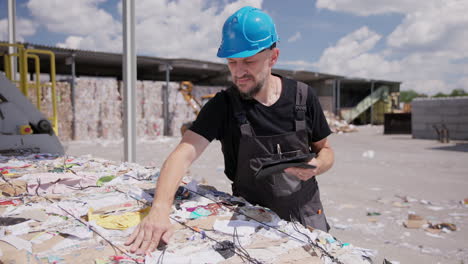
{"left": 88, "top": 207, "right": 151, "bottom": 230}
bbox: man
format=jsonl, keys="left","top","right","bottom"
{"left": 125, "top": 6, "right": 334, "bottom": 255}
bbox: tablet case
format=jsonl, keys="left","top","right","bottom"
{"left": 254, "top": 152, "right": 316, "bottom": 180}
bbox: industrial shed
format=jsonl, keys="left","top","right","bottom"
{"left": 0, "top": 42, "right": 401, "bottom": 139}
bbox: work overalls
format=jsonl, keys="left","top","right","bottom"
{"left": 228, "top": 81, "right": 330, "bottom": 232}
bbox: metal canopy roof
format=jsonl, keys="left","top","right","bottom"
{"left": 0, "top": 42, "right": 401, "bottom": 86}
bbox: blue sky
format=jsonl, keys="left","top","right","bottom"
{"left": 1, "top": 0, "right": 467, "bottom": 95}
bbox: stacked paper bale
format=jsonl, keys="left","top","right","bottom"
{"left": 135, "top": 81, "right": 146, "bottom": 138}
{"left": 54, "top": 81, "right": 73, "bottom": 141}
{"left": 71, "top": 78, "right": 122, "bottom": 140}
{"left": 141, "top": 81, "right": 164, "bottom": 139}
{"left": 96, "top": 79, "right": 122, "bottom": 140}
{"left": 31, "top": 78, "right": 229, "bottom": 140}
{"left": 73, "top": 79, "right": 99, "bottom": 140}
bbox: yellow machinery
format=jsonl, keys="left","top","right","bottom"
{"left": 0, "top": 43, "right": 63, "bottom": 154}
{"left": 179, "top": 81, "right": 215, "bottom": 135}
{"left": 1, "top": 43, "right": 59, "bottom": 134}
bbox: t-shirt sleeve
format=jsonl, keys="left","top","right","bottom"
{"left": 307, "top": 87, "right": 332, "bottom": 142}
{"left": 188, "top": 91, "right": 226, "bottom": 142}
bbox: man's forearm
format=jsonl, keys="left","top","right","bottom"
{"left": 150, "top": 131, "right": 210, "bottom": 214}
{"left": 151, "top": 148, "right": 192, "bottom": 213}
{"left": 316, "top": 147, "right": 334, "bottom": 175}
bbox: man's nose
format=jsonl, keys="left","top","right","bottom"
{"left": 234, "top": 63, "right": 249, "bottom": 77}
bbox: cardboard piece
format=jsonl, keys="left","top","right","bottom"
{"left": 403, "top": 214, "right": 427, "bottom": 229}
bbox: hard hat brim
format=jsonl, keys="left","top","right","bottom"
{"left": 217, "top": 47, "right": 264, "bottom": 59}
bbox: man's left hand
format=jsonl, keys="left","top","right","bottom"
{"left": 284, "top": 158, "right": 320, "bottom": 181}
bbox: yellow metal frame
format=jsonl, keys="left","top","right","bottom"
{"left": 179, "top": 81, "right": 202, "bottom": 115}
{"left": 0, "top": 43, "right": 59, "bottom": 135}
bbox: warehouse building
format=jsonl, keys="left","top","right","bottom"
{"left": 0, "top": 42, "right": 401, "bottom": 140}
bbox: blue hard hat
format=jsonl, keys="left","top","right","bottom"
{"left": 217, "top": 6, "right": 279, "bottom": 58}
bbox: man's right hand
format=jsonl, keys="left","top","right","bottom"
{"left": 124, "top": 131, "right": 210, "bottom": 255}
{"left": 124, "top": 207, "right": 173, "bottom": 255}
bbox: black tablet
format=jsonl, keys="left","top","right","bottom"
{"left": 254, "top": 153, "right": 316, "bottom": 180}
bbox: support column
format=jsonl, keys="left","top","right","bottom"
{"left": 332, "top": 79, "right": 336, "bottom": 115}
{"left": 7, "top": 0, "right": 17, "bottom": 81}
{"left": 161, "top": 64, "right": 172, "bottom": 136}
{"left": 122, "top": 0, "right": 136, "bottom": 162}
{"left": 66, "top": 53, "right": 77, "bottom": 140}
{"left": 370, "top": 81, "right": 375, "bottom": 125}
{"left": 337, "top": 79, "right": 341, "bottom": 117}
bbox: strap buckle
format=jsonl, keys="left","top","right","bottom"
{"left": 295, "top": 105, "right": 307, "bottom": 112}
{"left": 295, "top": 105, "right": 306, "bottom": 120}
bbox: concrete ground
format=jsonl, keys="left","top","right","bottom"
{"left": 63, "top": 126, "right": 468, "bottom": 264}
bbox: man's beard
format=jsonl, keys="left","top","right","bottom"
{"left": 235, "top": 76, "right": 265, "bottom": 100}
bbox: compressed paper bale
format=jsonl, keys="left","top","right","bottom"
{"left": 77, "top": 120, "right": 98, "bottom": 140}
{"left": 146, "top": 118, "right": 164, "bottom": 138}
{"left": 76, "top": 100, "right": 99, "bottom": 121}
{"left": 143, "top": 81, "right": 162, "bottom": 99}
{"left": 57, "top": 121, "right": 72, "bottom": 141}
{"left": 95, "top": 79, "right": 119, "bottom": 100}
{"left": 136, "top": 119, "right": 147, "bottom": 138}
{"left": 99, "top": 103, "right": 122, "bottom": 140}
{"left": 74, "top": 121, "right": 89, "bottom": 140}
{"left": 55, "top": 82, "right": 73, "bottom": 141}
{"left": 136, "top": 81, "right": 145, "bottom": 119}
{"left": 136, "top": 81, "right": 147, "bottom": 138}
{"left": 75, "top": 79, "right": 96, "bottom": 98}
{"left": 87, "top": 122, "right": 99, "bottom": 140}
{"left": 57, "top": 77, "right": 230, "bottom": 139}
{"left": 100, "top": 103, "right": 122, "bottom": 121}
{"left": 100, "top": 122, "right": 122, "bottom": 140}
{"left": 143, "top": 102, "right": 163, "bottom": 119}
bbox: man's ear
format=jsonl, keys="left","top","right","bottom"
{"left": 269, "top": 48, "right": 280, "bottom": 67}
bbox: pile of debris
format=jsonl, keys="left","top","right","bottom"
{"left": 323, "top": 111, "right": 357, "bottom": 133}
{"left": 0, "top": 154, "right": 375, "bottom": 263}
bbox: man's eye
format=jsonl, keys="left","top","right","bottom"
{"left": 245, "top": 61, "right": 254, "bottom": 64}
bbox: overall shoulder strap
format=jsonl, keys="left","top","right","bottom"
{"left": 226, "top": 87, "right": 255, "bottom": 137}
{"left": 295, "top": 81, "right": 308, "bottom": 131}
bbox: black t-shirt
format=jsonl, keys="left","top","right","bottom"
{"left": 189, "top": 74, "right": 332, "bottom": 181}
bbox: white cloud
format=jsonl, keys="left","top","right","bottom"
{"left": 314, "top": 27, "right": 400, "bottom": 80}
{"left": 277, "top": 60, "right": 315, "bottom": 70}
{"left": 287, "top": 31, "right": 302, "bottom": 43}
{"left": 312, "top": 0, "right": 468, "bottom": 95}
{"left": 316, "top": 0, "right": 437, "bottom": 16}
{"left": 315, "top": 26, "right": 382, "bottom": 67}
{"left": 131, "top": 0, "right": 262, "bottom": 61}
{"left": 0, "top": 18, "right": 37, "bottom": 42}
{"left": 26, "top": 0, "right": 262, "bottom": 61}
{"left": 27, "top": 0, "right": 120, "bottom": 36}
{"left": 387, "top": 1, "right": 468, "bottom": 57}
{"left": 313, "top": 26, "right": 467, "bottom": 95}
{"left": 57, "top": 36, "right": 84, "bottom": 49}
{"left": 27, "top": 0, "right": 122, "bottom": 52}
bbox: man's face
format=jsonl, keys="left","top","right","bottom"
{"left": 227, "top": 48, "right": 279, "bottom": 99}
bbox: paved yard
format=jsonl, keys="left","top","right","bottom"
{"left": 64, "top": 126, "right": 468, "bottom": 264}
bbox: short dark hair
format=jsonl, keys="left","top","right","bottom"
{"left": 258, "top": 42, "right": 277, "bottom": 54}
